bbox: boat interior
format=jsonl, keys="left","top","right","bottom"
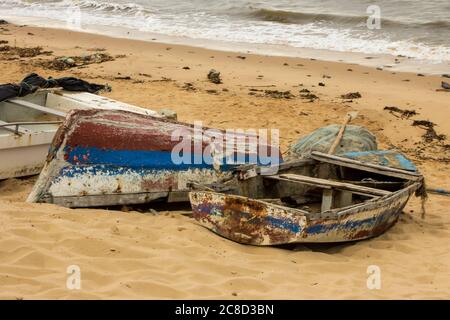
{"left": 0, "top": 90, "right": 65, "bottom": 136}
{"left": 0, "top": 89, "right": 156, "bottom": 137}
{"left": 199, "top": 152, "right": 422, "bottom": 215}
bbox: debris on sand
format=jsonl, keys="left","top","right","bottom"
{"left": 0, "top": 40, "right": 8, "bottom": 45}
{"left": 248, "top": 88, "right": 260, "bottom": 96}
{"left": 158, "top": 109, "right": 177, "bottom": 120}
{"left": 182, "top": 66, "right": 190, "bottom": 70}
{"left": 87, "top": 47, "right": 106, "bottom": 52}
{"left": 384, "top": 106, "right": 418, "bottom": 119}
{"left": 318, "top": 82, "right": 325, "bottom": 87}
{"left": 206, "top": 89, "right": 218, "bottom": 95}
{"left": 442, "top": 74, "right": 450, "bottom": 78}
{"left": 0, "top": 45, "right": 52, "bottom": 58}
{"left": 182, "top": 82, "right": 196, "bottom": 91}
{"left": 412, "top": 120, "right": 446, "bottom": 142}
{"left": 264, "top": 90, "right": 294, "bottom": 99}
{"left": 300, "top": 92, "right": 319, "bottom": 102}
{"left": 248, "top": 88, "right": 294, "bottom": 99}
{"left": 236, "top": 55, "right": 246, "bottom": 60}
{"left": 441, "top": 81, "right": 450, "bottom": 90}
{"left": 0, "top": 19, "right": 8, "bottom": 25}
{"left": 340, "top": 92, "right": 362, "bottom": 99}
{"left": 207, "top": 69, "right": 222, "bottom": 84}
{"left": 37, "top": 53, "right": 115, "bottom": 70}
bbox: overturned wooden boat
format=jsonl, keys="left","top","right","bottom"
{"left": 0, "top": 89, "right": 158, "bottom": 180}
{"left": 27, "top": 109, "right": 280, "bottom": 207}
{"left": 189, "top": 151, "right": 424, "bottom": 244}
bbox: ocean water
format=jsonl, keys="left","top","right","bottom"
{"left": 1, "top": 0, "right": 449, "bottom": 69}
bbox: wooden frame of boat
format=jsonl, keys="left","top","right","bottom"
{"left": 0, "top": 89, "right": 159, "bottom": 180}
{"left": 189, "top": 151, "right": 424, "bottom": 245}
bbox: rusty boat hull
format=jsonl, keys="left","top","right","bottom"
{"left": 27, "top": 109, "right": 280, "bottom": 207}
{"left": 190, "top": 152, "right": 424, "bottom": 245}
{"left": 190, "top": 184, "right": 418, "bottom": 244}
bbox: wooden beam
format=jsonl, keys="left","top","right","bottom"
{"left": 336, "top": 190, "right": 353, "bottom": 208}
{"left": 265, "top": 173, "right": 390, "bottom": 196}
{"left": 321, "top": 189, "right": 333, "bottom": 212}
{"left": 310, "top": 151, "right": 422, "bottom": 181}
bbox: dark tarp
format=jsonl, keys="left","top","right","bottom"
{"left": 0, "top": 73, "right": 109, "bottom": 103}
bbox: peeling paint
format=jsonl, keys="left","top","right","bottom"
{"left": 27, "top": 109, "right": 280, "bottom": 207}
{"left": 190, "top": 181, "right": 421, "bottom": 245}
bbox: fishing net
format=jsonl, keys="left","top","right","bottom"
{"left": 287, "top": 124, "right": 377, "bottom": 159}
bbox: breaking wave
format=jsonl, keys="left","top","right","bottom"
{"left": 0, "top": 0, "right": 449, "bottom": 64}
{"left": 249, "top": 8, "right": 450, "bottom": 31}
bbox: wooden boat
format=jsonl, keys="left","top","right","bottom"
{"left": 27, "top": 108, "right": 280, "bottom": 207}
{"left": 189, "top": 151, "right": 424, "bottom": 245}
{"left": 0, "top": 89, "right": 158, "bottom": 180}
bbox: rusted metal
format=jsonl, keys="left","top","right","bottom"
{"left": 190, "top": 183, "right": 420, "bottom": 245}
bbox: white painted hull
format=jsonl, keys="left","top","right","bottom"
{"left": 0, "top": 90, "right": 158, "bottom": 180}
{"left": 0, "top": 131, "right": 55, "bottom": 179}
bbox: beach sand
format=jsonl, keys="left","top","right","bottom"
{"left": 0, "top": 23, "right": 449, "bottom": 299}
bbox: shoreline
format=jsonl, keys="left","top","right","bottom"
{"left": 4, "top": 15, "right": 450, "bottom": 75}
{"left": 0, "top": 21, "right": 449, "bottom": 299}
{"left": 2, "top": 21, "right": 449, "bottom": 140}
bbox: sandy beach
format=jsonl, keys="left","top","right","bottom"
{"left": 0, "top": 22, "right": 449, "bottom": 299}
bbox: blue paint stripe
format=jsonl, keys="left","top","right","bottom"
{"left": 305, "top": 208, "right": 397, "bottom": 235}
{"left": 65, "top": 146, "right": 279, "bottom": 171}
{"left": 343, "top": 150, "right": 417, "bottom": 171}
{"left": 193, "top": 202, "right": 301, "bottom": 233}
{"left": 265, "top": 216, "right": 301, "bottom": 233}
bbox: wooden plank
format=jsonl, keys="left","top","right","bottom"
{"left": 311, "top": 151, "right": 422, "bottom": 181}
{"left": 321, "top": 189, "right": 333, "bottom": 212}
{"left": 266, "top": 174, "right": 390, "bottom": 196}
{"left": 236, "top": 159, "right": 315, "bottom": 176}
{"left": 44, "top": 192, "right": 169, "bottom": 208}
{"left": 336, "top": 190, "right": 353, "bottom": 208}
{"left": 8, "top": 99, "right": 66, "bottom": 118}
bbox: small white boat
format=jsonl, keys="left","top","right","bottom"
{"left": 0, "top": 89, "right": 159, "bottom": 180}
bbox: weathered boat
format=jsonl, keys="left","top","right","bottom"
{"left": 27, "top": 108, "right": 281, "bottom": 207}
{"left": 189, "top": 151, "right": 424, "bottom": 245}
{"left": 0, "top": 89, "right": 159, "bottom": 180}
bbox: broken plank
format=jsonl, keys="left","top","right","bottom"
{"left": 321, "top": 189, "right": 333, "bottom": 212}
{"left": 266, "top": 173, "right": 390, "bottom": 196}
{"left": 311, "top": 151, "right": 422, "bottom": 181}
